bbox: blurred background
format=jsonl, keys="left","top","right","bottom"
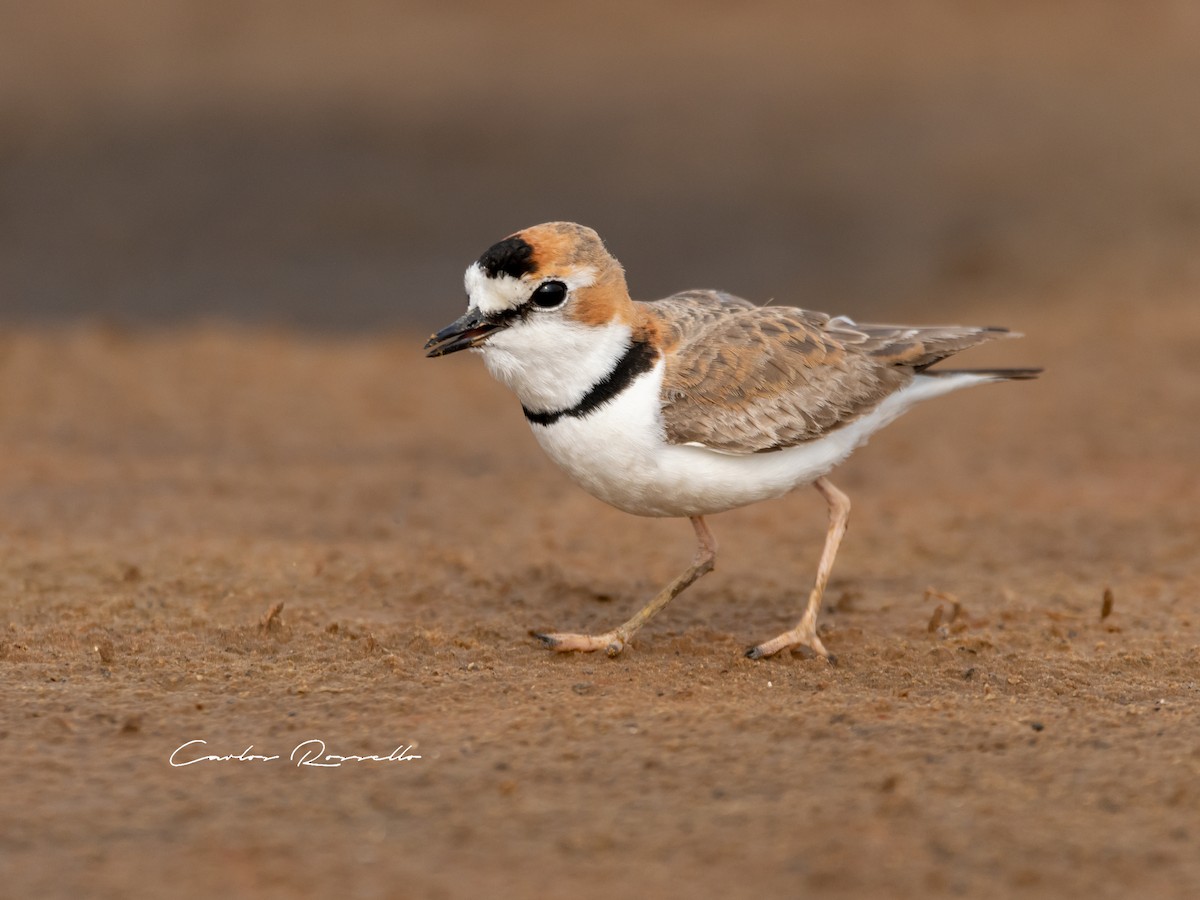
{"left": 2, "top": 0, "right": 1199, "bottom": 330}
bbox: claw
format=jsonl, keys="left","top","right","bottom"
{"left": 529, "top": 630, "right": 560, "bottom": 649}
{"left": 745, "top": 635, "right": 836, "bottom": 663}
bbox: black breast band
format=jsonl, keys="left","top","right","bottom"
{"left": 523, "top": 341, "right": 659, "bottom": 426}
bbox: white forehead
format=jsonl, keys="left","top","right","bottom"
{"left": 464, "top": 263, "right": 599, "bottom": 314}
{"left": 464, "top": 264, "right": 527, "bottom": 314}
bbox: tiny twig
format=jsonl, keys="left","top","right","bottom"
{"left": 260, "top": 601, "right": 285, "bottom": 632}
{"left": 1101, "top": 587, "right": 1114, "bottom": 620}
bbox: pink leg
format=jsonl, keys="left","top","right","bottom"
{"left": 746, "top": 477, "right": 849, "bottom": 662}
{"left": 532, "top": 516, "right": 718, "bottom": 657}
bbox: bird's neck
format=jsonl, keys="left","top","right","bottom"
{"left": 481, "top": 317, "right": 640, "bottom": 415}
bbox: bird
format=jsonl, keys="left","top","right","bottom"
{"left": 425, "top": 222, "right": 1039, "bottom": 661}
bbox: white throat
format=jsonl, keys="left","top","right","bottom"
{"left": 478, "top": 318, "right": 634, "bottom": 414}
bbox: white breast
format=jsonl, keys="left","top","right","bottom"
{"left": 529, "top": 367, "right": 993, "bottom": 518}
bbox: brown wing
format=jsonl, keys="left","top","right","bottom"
{"left": 643, "top": 293, "right": 1013, "bottom": 454}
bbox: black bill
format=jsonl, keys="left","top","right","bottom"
{"left": 424, "top": 308, "right": 508, "bottom": 357}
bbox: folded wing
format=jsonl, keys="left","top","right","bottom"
{"left": 644, "top": 291, "right": 1015, "bottom": 454}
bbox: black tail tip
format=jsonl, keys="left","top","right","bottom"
{"left": 993, "top": 367, "right": 1043, "bottom": 380}
{"left": 925, "top": 367, "right": 1043, "bottom": 380}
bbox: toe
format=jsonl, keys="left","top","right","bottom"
{"left": 529, "top": 630, "right": 560, "bottom": 649}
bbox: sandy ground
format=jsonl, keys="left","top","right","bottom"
{"left": 2, "top": 266, "right": 1198, "bottom": 898}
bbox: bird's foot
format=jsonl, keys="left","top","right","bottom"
{"left": 530, "top": 629, "right": 626, "bottom": 657}
{"left": 745, "top": 624, "right": 835, "bottom": 664}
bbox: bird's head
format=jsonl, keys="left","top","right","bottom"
{"left": 424, "top": 222, "right": 632, "bottom": 358}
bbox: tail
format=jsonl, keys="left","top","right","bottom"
{"left": 835, "top": 322, "right": 1042, "bottom": 380}
{"left": 921, "top": 367, "right": 1042, "bottom": 381}
{"left": 828, "top": 318, "right": 1041, "bottom": 381}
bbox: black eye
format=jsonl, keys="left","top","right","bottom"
{"left": 530, "top": 280, "right": 568, "bottom": 309}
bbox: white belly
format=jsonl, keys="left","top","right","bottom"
{"left": 529, "top": 364, "right": 992, "bottom": 518}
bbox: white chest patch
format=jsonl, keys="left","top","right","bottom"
{"left": 527, "top": 361, "right": 668, "bottom": 512}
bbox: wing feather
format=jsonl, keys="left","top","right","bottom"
{"left": 641, "top": 291, "right": 1013, "bottom": 454}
